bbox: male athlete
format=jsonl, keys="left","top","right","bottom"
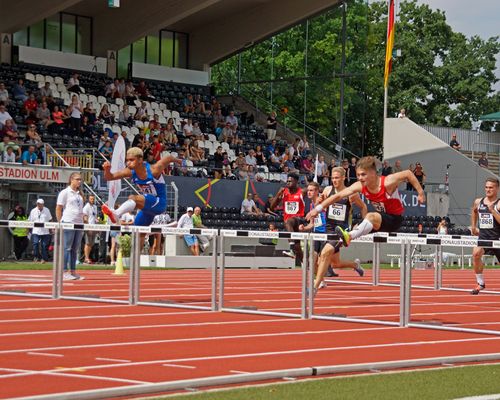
{"left": 270, "top": 173, "right": 305, "bottom": 265}
{"left": 102, "top": 147, "right": 181, "bottom": 226}
{"left": 470, "top": 177, "right": 500, "bottom": 295}
{"left": 312, "top": 167, "right": 367, "bottom": 292}
{"left": 307, "top": 156, "right": 425, "bottom": 245}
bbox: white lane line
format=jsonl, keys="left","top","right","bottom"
{"left": 163, "top": 363, "right": 196, "bottom": 369}
{"left": 0, "top": 318, "right": 296, "bottom": 338}
{"left": 454, "top": 395, "right": 500, "bottom": 400}
{"left": 27, "top": 352, "right": 64, "bottom": 358}
{"left": 95, "top": 357, "right": 131, "bottom": 363}
{"left": 0, "top": 326, "right": 393, "bottom": 355}
{"left": 3, "top": 337, "right": 499, "bottom": 378}
{"left": 230, "top": 370, "right": 250, "bottom": 374}
{"left": 0, "top": 304, "right": 125, "bottom": 312}
{"left": 0, "top": 367, "right": 149, "bottom": 385}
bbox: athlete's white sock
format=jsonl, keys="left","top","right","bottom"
{"left": 349, "top": 219, "right": 374, "bottom": 240}
{"left": 115, "top": 199, "right": 136, "bottom": 217}
{"left": 476, "top": 273, "right": 484, "bottom": 286}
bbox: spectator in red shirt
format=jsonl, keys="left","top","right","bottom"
{"left": 151, "top": 135, "right": 164, "bottom": 161}
{"left": 24, "top": 93, "right": 38, "bottom": 122}
{"left": 149, "top": 114, "right": 161, "bottom": 132}
{"left": 300, "top": 153, "right": 314, "bottom": 178}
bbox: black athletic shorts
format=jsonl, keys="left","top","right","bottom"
{"left": 314, "top": 240, "right": 326, "bottom": 254}
{"left": 375, "top": 213, "right": 403, "bottom": 233}
{"left": 483, "top": 248, "right": 500, "bottom": 262}
{"left": 286, "top": 216, "right": 307, "bottom": 244}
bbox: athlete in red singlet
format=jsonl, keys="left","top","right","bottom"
{"left": 270, "top": 172, "right": 306, "bottom": 265}
{"left": 306, "top": 156, "right": 425, "bottom": 246}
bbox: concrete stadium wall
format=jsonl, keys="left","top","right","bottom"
{"left": 384, "top": 118, "right": 497, "bottom": 226}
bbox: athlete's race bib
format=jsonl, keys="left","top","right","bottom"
{"left": 285, "top": 201, "right": 299, "bottom": 214}
{"left": 328, "top": 204, "right": 347, "bottom": 221}
{"left": 479, "top": 213, "right": 494, "bottom": 229}
{"left": 314, "top": 215, "right": 323, "bottom": 228}
{"left": 371, "top": 202, "right": 386, "bottom": 213}
{"left": 138, "top": 184, "right": 157, "bottom": 196}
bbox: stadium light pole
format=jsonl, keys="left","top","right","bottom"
{"left": 338, "top": 1, "right": 347, "bottom": 160}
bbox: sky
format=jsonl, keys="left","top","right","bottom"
{"left": 414, "top": 0, "right": 500, "bottom": 89}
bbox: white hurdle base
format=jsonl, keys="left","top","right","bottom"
{"left": 141, "top": 255, "right": 294, "bottom": 269}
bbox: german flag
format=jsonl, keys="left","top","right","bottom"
{"left": 384, "top": 0, "right": 395, "bottom": 88}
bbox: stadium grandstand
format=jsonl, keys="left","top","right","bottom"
{"left": 0, "top": 1, "right": 499, "bottom": 399}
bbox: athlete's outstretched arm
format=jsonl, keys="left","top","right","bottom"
{"left": 471, "top": 198, "right": 480, "bottom": 236}
{"left": 102, "top": 161, "right": 132, "bottom": 181}
{"left": 306, "top": 182, "right": 362, "bottom": 221}
{"left": 386, "top": 170, "right": 425, "bottom": 204}
{"left": 350, "top": 193, "right": 368, "bottom": 218}
{"left": 152, "top": 155, "right": 183, "bottom": 176}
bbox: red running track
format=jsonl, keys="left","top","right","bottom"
{"left": 0, "top": 268, "right": 499, "bottom": 398}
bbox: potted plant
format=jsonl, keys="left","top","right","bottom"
{"left": 117, "top": 234, "right": 131, "bottom": 267}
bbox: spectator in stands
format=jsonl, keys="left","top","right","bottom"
{"left": 38, "top": 82, "right": 52, "bottom": 100}
{"left": 29, "top": 199, "right": 52, "bottom": 263}
{"left": 69, "top": 94, "right": 83, "bottom": 134}
{"left": 134, "top": 102, "right": 148, "bottom": 121}
{"left": 98, "top": 104, "right": 114, "bottom": 124}
{"left": 346, "top": 156, "right": 356, "bottom": 185}
{"left": 36, "top": 101, "right": 52, "bottom": 128}
{"left": 317, "top": 155, "right": 328, "bottom": 186}
{"left": 269, "top": 148, "right": 282, "bottom": 172}
{"left": 165, "top": 122, "right": 178, "bottom": 145}
{"left": 24, "top": 124, "right": 43, "bottom": 148}
{"left": 124, "top": 80, "right": 137, "bottom": 104}
{"left": 213, "top": 109, "right": 225, "bottom": 130}
{"left": 10, "top": 205, "right": 29, "bottom": 260}
{"left": 0, "top": 83, "right": 9, "bottom": 105}
{"left": 99, "top": 140, "right": 113, "bottom": 158}
{"left": 235, "top": 152, "right": 248, "bottom": 179}
{"left": 255, "top": 145, "right": 266, "bottom": 166}
{"left": 393, "top": 159, "right": 402, "bottom": 173}
{"left": 300, "top": 153, "right": 315, "bottom": 180}
{"left": 3, "top": 146, "right": 16, "bottom": 163}
{"left": 226, "top": 110, "right": 238, "bottom": 133}
{"left": 83, "top": 102, "right": 97, "bottom": 124}
{"left": 398, "top": 108, "right": 406, "bottom": 118}
{"left": 0, "top": 136, "right": 20, "bottom": 159}
{"left": 80, "top": 115, "right": 93, "bottom": 137}
{"left": 21, "top": 145, "right": 39, "bottom": 165}
{"left": 264, "top": 194, "right": 279, "bottom": 217}
{"left": 192, "top": 121, "right": 203, "bottom": 139}
{"left": 266, "top": 111, "right": 277, "bottom": 141}
{"left": 192, "top": 206, "right": 210, "bottom": 252}
{"left": 241, "top": 193, "right": 259, "bottom": 215}
{"left": 341, "top": 159, "right": 350, "bottom": 186}
{"left": 1, "top": 119, "right": 18, "bottom": 140}
{"left": 219, "top": 122, "right": 234, "bottom": 143}
{"left": 183, "top": 94, "right": 195, "bottom": 113}
{"left": 23, "top": 93, "right": 38, "bottom": 121}
{"left": 183, "top": 118, "right": 194, "bottom": 137}
{"left": 188, "top": 140, "right": 205, "bottom": 163}
{"left": 118, "top": 104, "right": 133, "bottom": 125}
{"left": 136, "top": 80, "right": 153, "bottom": 101}
{"left": 381, "top": 160, "right": 393, "bottom": 176}
{"left": 82, "top": 195, "right": 98, "bottom": 264}
{"left": 51, "top": 105, "right": 66, "bottom": 129}
{"left": 67, "top": 72, "right": 83, "bottom": 94}
{"left": 104, "top": 79, "right": 118, "bottom": 98}
{"left": 437, "top": 218, "right": 448, "bottom": 235}
{"left": 213, "top": 145, "right": 224, "bottom": 178}
{"left": 266, "top": 139, "right": 277, "bottom": 157}
{"left": 177, "top": 207, "right": 200, "bottom": 256}
{"left": 478, "top": 152, "right": 489, "bottom": 168}
{"left": 449, "top": 133, "right": 461, "bottom": 150}
{"left": 245, "top": 149, "right": 257, "bottom": 168}
{"left": 412, "top": 162, "right": 426, "bottom": 190}
{"left": 12, "top": 79, "right": 28, "bottom": 101}
{"left": 194, "top": 94, "right": 206, "bottom": 114}
{"left": 149, "top": 114, "right": 161, "bottom": 133}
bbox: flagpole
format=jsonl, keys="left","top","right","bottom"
{"left": 383, "top": 0, "right": 391, "bottom": 120}
{"left": 384, "top": 86, "right": 388, "bottom": 119}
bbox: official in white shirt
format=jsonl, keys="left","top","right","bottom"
{"left": 28, "top": 198, "right": 52, "bottom": 263}
{"left": 56, "top": 172, "right": 85, "bottom": 280}
{"left": 177, "top": 207, "right": 199, "bottom": 256}
{"left": 82, "top": 195, "right": 98, "bottom": 264}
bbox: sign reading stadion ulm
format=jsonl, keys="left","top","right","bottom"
{"left": 0, "top": 163, "right": 74, "bottom": 183}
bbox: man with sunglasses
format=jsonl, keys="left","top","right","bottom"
{"left": 101, "top": 147, "right": 181, "bottom": 226}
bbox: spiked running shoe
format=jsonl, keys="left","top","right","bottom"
{"left": 283, "top": 250, "right": 296, "bottom": 259}
{"left": 335, "top": 225, "right": 351, "bottom": 247}
{"left": 471, "top": 283, "right": 485, "bottom": 295}
{"left": 102, "top": 204, "right": 117, "bottom": 224}
{"left": 354, "top": 259, "right": 365, "bottom": 277}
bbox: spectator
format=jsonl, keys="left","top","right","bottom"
{"left": 24, "top": 124, "right": 43, "bottom": 147}
{"left": 0, "top": 103, "right": 12, "bottom": 128}
{"left": 149, "top": 114, "right": 161, "bottom": 133}
{"left": 183, "top": 119, "right": 194, "bottom": 137}
{"left": 164, "top": 121, "right": 178, "bottom": 145}
{"left": 266, "top": 111, "right": 277, "bottom": 141}
{"left": 192, "top": 206, "right": 210, "bottom": 252}
{"left": 478, "top": 152, "right": 489, "bottom": 168}
{"left": 245, "top": 149, "right": 257, "bottom": 168}
{"left": 398, "top": 108, "right": 406, "bottom": 118}
{"left": 99, "top": 104, "right": 114, "bottom": 124}
{"left": 121, "top": 130, "right": 131, "bottom": 149}
{"left": 36, "top": 101, "right": 52, "bottom": 128}
{"left": 449, "top": 133, "right": 461, "bottom": 150}
{"left": 51, "top": 105, "right": 66, "bottom": 129}
{"left": 189, "top": 140, "right": 205, "bottom": 163}
{"left": 12, "top": 79, "right": 28, "bottom": 101}
{"left": 82, "top": 195, "right": 98, "bottom": 264}
{"left": 1, "top": 119, "right": 19, "bottom": 140}
{"left": 80, "top": 115, "right": 94, "bottom": 136}
{"left": 69, "top": 94, "right": 83, "bottom": 134}
{"left": 220, "top": 122, "right": 234, "bottom": 143}
{"left": 341, "top": 159, "right": 350, "bottom": 186}
{"left": 437, "top": 218, "right": 448, "bottom": 235}
{"left": 264, "top": 193, "right": 279, "bottom": 217}
{"left": 300, "top": 153, "right": 314, "bottom": 179}
{"left": 255, "top": 145, "right": 266, "bottom": 166}
{"left": 225, "top": 110, "right": 238, "bottom": 132}
{"left": 104, "top": 79, "right": 118, "bottom": 98}
{"left": 381, "top": 160, "right": 393, "bottom": 176}
{"left": 183, "top": 93, "right": 194, "bottom": 113}
{"left": 0, "top": 136, "right": 20, "bottom": 159}
{"left": 21, "top": 145, "right": 39, "bottom": 165}
{"left": 9, "top": 205, "right": 29, "bottom": 260}
{"left": 3, "top": 146, "right": 17, "bottom": 163}
{"left": 38, "top": 82, "right": 52, "bottom": 99}
{"left": 412, "top": 162, "right": 426, "bottom": 190}
{"left": 177, "top": 207, "right": 199, "bottom": 256}
{"left": 0, "top": 82, "right": 9, "bottom": 105}
{"left": 124, "top": 80, "right": 137, "bottom": 104}
{"left": 28, "top": 199, "right": 52, "bottom": 263}
{"left": 136, "top": 80, "right": 154, "bottom": 101}
{"left": 99, "top": 140, "right": 113, "bottom": 158}
{"left": 83, "top": 102, "right": 97, "bottom": 124}
{"left": 234, "top": 152, "right": 248, "bottom": 179}
{"left": 194, "top": 94, "right": 206, "bottom": 114}
{"left": 240, "top": 193, "right": 259, "bottom": 215}
{"left": 192, "top": 121, "right": 203, "bottom": 138}
{"left": 23, "top": 93, "right": 38, "bottom": 120}
{"left": 252, "top": 193, "right": 264, "bottom": 215}
{"left": 393, "top": 159, "right": 402, "bottom": 173}
{"left": 316, "top": 155, "right": 328, "bottom": 186}
{"left": 67, "top": 72, "right": 83, "bottom": 94}
{"left": 213, "top": 109, "right": 225, "bottom": 129}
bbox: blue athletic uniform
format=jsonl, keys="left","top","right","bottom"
{"left": 131, "top": 162, "right": 167, "bottom": 226}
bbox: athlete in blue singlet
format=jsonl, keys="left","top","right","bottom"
{"left": 102, "top": 147, "right": 181, "bottom": 226}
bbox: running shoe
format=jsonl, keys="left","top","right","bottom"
{"left": 63, "top": 272, "right": 77, "bottom": 280}
{"left": 335, "top": 225, "right": 351, "bottom": 247}
{"left": 326, "top": 266, "right": 339, "bottom": 277}
{"left": 319, "top": 280, "right": 327, "bottom": 289}
{"left": 102, "top": 203, "right": 117, "bottom": 224}
{"left": 354, "top": 259, "right": 365, "bottom": 277}
{"left": 71, "top": 273, "right": 85, "bottom": 280}
{"left": 471, "top": 283, "right": 485, "bottom": 295}
{"left": 283, "top": 250, "right": 296, "bottom": 259}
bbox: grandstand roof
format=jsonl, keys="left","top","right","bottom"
{"left": 0, "top": 0, "right": 340, "bottom": 69}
